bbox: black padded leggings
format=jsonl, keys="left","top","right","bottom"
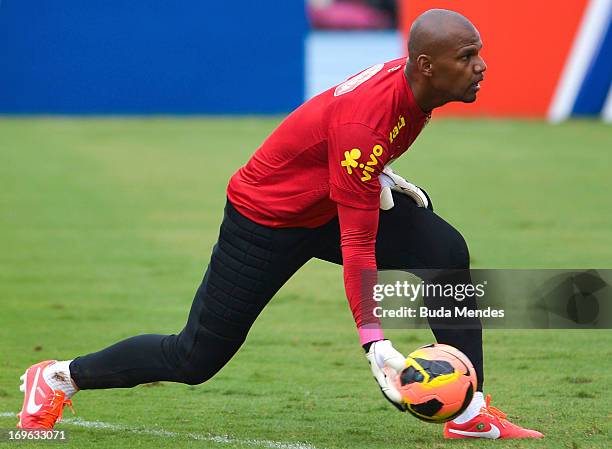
{"left": 70, "top": 193, "right": 483, "bottom": 390}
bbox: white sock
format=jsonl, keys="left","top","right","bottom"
{"left": 43, "top": 360, "right": 79, "bottom": 399}
{"left": 452, "top": 392, "right": 485, "bottom": 424}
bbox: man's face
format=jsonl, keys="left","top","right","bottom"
{"left": 430, "top": 28, "right": 487, "bottom": 103}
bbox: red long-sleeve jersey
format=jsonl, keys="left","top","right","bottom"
{"left": 227, "top": 58, "right": 429, "bottom": 343}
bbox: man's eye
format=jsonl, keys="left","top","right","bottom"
{"left": 461, "top": 55, "right": 470, "bottom": 60}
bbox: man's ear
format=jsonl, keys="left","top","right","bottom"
{"left": 416, "top": 54, "right": 433, "bottom": 77}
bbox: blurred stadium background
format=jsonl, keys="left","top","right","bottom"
{"left": 1, "top": 1, "right": 611, "bottom": 449}
{"left": 1, "top": 0, "right": 610, "bottom": 119}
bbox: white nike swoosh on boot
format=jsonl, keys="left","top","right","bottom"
{"left": 26, "top": 367, "right": 44, "bottom": 415}
{"left": 448, "top": 424, "right": 501, "bottom": 439}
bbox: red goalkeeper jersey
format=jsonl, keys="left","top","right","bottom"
{"left": 227, "top": 58, "right": 430, "bottom": 338}
{"left": 228, "top": 58, "right": 429, "bottom": 227}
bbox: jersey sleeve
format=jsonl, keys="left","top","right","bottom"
{"left": 337, "top": 202, "right": 384, "bottom": 345}
{"left": 328, "top": 123, "right": 390, "bottom": 210}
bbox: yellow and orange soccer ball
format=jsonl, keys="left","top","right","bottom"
{"left": 394, "top": 344, "right": 477, "bottom": 423}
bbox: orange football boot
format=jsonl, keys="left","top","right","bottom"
{"left": 444, "top": 394, "right": 543, "bottom": 439}
{"left": 17, "top": 360, "right": 74, "bottom": 429}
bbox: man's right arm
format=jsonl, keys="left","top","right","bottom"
{"left": 328, "top": 123, "right": 408, "bottom": 411}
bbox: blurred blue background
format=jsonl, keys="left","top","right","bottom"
{"left": 2, "top": 1, "right": 607, "bottom": 119}
{"left": 0, "top": 1, "right": 308, "bottom": 114}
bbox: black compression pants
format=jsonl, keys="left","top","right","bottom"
{"left": 70, "top": 193, "right": 483, "bottom": 391}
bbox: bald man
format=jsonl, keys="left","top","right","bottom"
{"left": 18, "top": 9, "right": 543, "bottom": 440}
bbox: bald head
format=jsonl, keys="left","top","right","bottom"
{"left": 408, "top": 9, "right": 477, "bottom": 61}
{"left": 403, "top": 9, "right": 486, "bottom": 111}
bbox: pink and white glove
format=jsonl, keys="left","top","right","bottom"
{"left": 365, "top": 340, "right": 407, "bottom": 412}
{"left": 379, "top": 166, "right": 432, "bottom": 211}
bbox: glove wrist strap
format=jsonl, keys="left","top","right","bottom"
{"left": 358, "top": 326, "right": 385, "bottom": 348}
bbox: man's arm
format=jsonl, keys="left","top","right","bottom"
{"left": 336, "top": 203, "right": 380, "bottom": 336}
{"left": 337, "top": 203, "right": 407, "bottom": 411}
{"left": 328, "top": 123, "right": 407, "bottom": 410}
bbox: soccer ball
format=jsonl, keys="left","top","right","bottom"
{"left": 394, "top": 343, "right": 476, "bottom": 423}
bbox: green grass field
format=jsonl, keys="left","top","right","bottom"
{"left": 0, "top": 118, "right": 611, "bottom": 449}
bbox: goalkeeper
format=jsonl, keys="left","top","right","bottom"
{"left": 17, "top": 9, "right": 542, "bottom": 439}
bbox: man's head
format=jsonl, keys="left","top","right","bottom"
{"left": 406, "top": 9, "right": 486, "bottom": 109}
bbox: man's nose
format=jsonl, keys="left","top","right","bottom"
{"left": 475, "top": 56, "right": 487, "bottom": 74}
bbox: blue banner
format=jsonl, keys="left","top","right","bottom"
{"left": 0, "top": 1, "right": 307, "bottom": 114}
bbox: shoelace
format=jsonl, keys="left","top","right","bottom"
{"left": 480, "top": 394, "right": 508, "bottom": 428}
{"left": 37, "top": 391, "right": 75, "bottom": 428}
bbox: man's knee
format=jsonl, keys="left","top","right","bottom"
{"left": 177, "top": 362, "right": 218, "bottom": 386}
{"left": 376, "top": 211, "right": 470, "bottom": 270}
{"left": 422, "top": 221, "right": 469, "bottom": 269}
{"left": 448, "top": 227, "right": 470, "bottom": 269}
{"left": 162, "top": 326, "right": 245, "bottom": 386}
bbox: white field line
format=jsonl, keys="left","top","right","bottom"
{"left": 0, "top": 412, "right": 319, "bottom": 449}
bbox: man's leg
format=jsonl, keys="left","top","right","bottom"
{"left": 375, "top": 195, "right": 483, "bottom": 391}
{"left": 314, "top": 193, "right": 483, "bottom": 391}
{"left": 67, "top": 200, "right": 320, "bottom": 389}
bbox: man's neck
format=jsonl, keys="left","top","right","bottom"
{"left": 404, "top": 64, "right": 445, "bottom": 113}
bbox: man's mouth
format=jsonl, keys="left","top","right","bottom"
{"left": 470, "top": 78, "right": 483, "bottom": 92}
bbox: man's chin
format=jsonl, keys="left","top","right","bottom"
{"left": 461, "top": 94, "right": 478, "bottom": 103}
{"left": 445, "top": 93, "right": 478, "bottom": 105}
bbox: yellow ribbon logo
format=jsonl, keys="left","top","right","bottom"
{"left": 341, "top": 148, "right": 362, "bottom": 174}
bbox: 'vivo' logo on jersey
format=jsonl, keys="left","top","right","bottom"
{"left": 340, "top": 144, "right": 385, "bottom": 182}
